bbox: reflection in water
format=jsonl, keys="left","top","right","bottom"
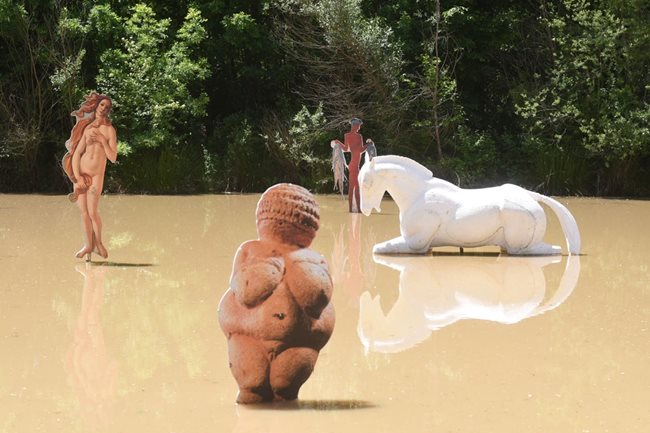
{"left": 330, "top": 214, "right": 376, "bottom": 304}
{"left": 359, "top": 254, "right": 581, "bottom": 353}
{"left": 65, "top": 263, "right": 118, "bottom": 431}
{"left": 3, "top": 195, "right": 649, "bottom": 433}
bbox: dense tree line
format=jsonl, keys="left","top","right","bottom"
{"left": 1, "top": 0, "right": 649, "bottom": 195}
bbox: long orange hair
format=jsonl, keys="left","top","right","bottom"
{"left": 62, "top": 92, "right": 113, "bottom": 185}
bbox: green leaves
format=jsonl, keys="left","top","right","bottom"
{"left": 95, "top": 4, "right": 210, "bottom": 152}
{"left": 263, "top": 104, "right": 327, "bottom": 166}
{"left": 222, "top": 12, "right": 260, "bottom": 46}
{"left": 518, "top": 0, "right": 648, "bottom": 159}
{"left": 0, "top": 0, "right": 26, "bottom": 28}
{"left": 514, "top": 0, "right": 650, "bottom": 193}
{"left": 88, "top": 5, "right": 120, "bottom": 36}
{"left": 2, "top": 0, "right": 649, "bottom": 194}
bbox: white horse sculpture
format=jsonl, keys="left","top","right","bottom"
{"left": 359, "top": 155, "right": 581, "bottom": 255}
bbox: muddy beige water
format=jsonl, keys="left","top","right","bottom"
{"left": 1, "top": 195, "right": 648, "bottom": 432}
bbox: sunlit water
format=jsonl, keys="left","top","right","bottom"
{"left": 1, "top": 194, "right": 648, "bottom": 433}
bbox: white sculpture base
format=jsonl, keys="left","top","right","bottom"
{"left": 359, "top": 155, "right": 581, "bottom": 256}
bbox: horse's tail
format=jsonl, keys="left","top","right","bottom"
{"left": 529, "top": 191, "right": 581, "bottom": 255}
{"left": 530, "top": 254, "right": 581, "bottom": 318}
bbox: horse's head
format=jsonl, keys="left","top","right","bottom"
{"left": 359, "top": 158, "right": 383, "bottom": 215}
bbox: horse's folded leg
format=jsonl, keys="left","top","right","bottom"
{"left": 405, "top": 235, "right": 433, "bottom": 254}
{"left": 373, "top": 236, "right": 429, "bottom": 255}
{"left": 508, "top": 242, "right": 562, "bottom": 256}
{"left": 373, "top": 241, "right": 396, "bottom": 254}
{"left": 373, "top": 237, "right": 406, "bottom": 254}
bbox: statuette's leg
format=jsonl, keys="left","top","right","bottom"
{"left": 227, "top": 334, "right": 272, "bottom": 404}
{"left": 270, "top": 347, "right": 318, "bottom": 401}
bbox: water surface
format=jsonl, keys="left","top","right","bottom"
{"left": 1, "top": 194, "right": 648, "bottom": 432}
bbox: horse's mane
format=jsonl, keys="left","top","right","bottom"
{"left": 373, "top": 155, "right": 433, "bottom": 180}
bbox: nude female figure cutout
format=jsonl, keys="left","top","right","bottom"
{"left": 62, "top": 92, "right": 118, "bottom": 260}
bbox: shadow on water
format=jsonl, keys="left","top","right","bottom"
{"left": 88, "top": 261, "right": 156, "bottom": 268}
{"left": 390, "top": 251, "right": 589, "bottom": 257}
{"left": 376, "top": 250, "right": 501, "bottom": 258}
{"left": 232, "top": 400, "right": 378, "bottom": 433}
{"left": 240, "top": 400, "right": 377, "bottom": 411}
{"left": 431, "top": 251, "right": 500, "bottom": 257}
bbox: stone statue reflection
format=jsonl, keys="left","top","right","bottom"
{"left": 65, "top": 263, "right": 118, "bottom": 430}
{"left": 358, "top": 255, "right": 581, "bottom": 353}
{"left": 62, "top": 92, "right": 118, "bottom": 260}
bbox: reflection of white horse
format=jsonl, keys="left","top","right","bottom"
{"left": 359, "top": 155, "right": 581, "bottom": 255}
{"left": 358, "top": 254, "right": 581, "bottom": 354}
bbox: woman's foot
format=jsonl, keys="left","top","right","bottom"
{"left": 75, "top": 245, "right": 93, "bottom": 260}
{"left": 95, "top": 242, "right": 108, "bottom": 259}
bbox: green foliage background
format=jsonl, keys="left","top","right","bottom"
{"left": 1, "top": 0, "right": 648, "bottom": 195}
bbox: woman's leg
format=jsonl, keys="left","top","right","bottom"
{"left": 75, "top": 192, "right": 94, "bottom": 258}
{"left": 348, "top": 166, "right": 361, "bottom": 213}
{"left": 353, "top": 186, "right": 361, "bottom": 213}
{"left": 87, "top": 176, "right": 108, "bottom": 258}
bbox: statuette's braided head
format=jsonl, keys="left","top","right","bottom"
{"left": 256, "top": 183, "right": 320, "bottom": 248}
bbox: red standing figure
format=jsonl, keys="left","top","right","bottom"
{"left": 331, "top": 118, "right": 377, "bottom": 213}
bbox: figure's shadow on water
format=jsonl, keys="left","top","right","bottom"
{"left": 240, "top": 399, "right": 376, "bottom": 411}
{"left": 232, "top": 400, "right": 377, "bottom": 433}
{"left": 88, "top": 261, "right": 156, "bottom": 268}
{"left": 431, "top": 251, "right": 500, "bottom": 257}
{"left": 395, "top": 251, "right": 588, "bottom": 257}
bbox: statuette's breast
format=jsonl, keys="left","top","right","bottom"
{"left": 284, "top": 249, "right": 333, "bottom": 317}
